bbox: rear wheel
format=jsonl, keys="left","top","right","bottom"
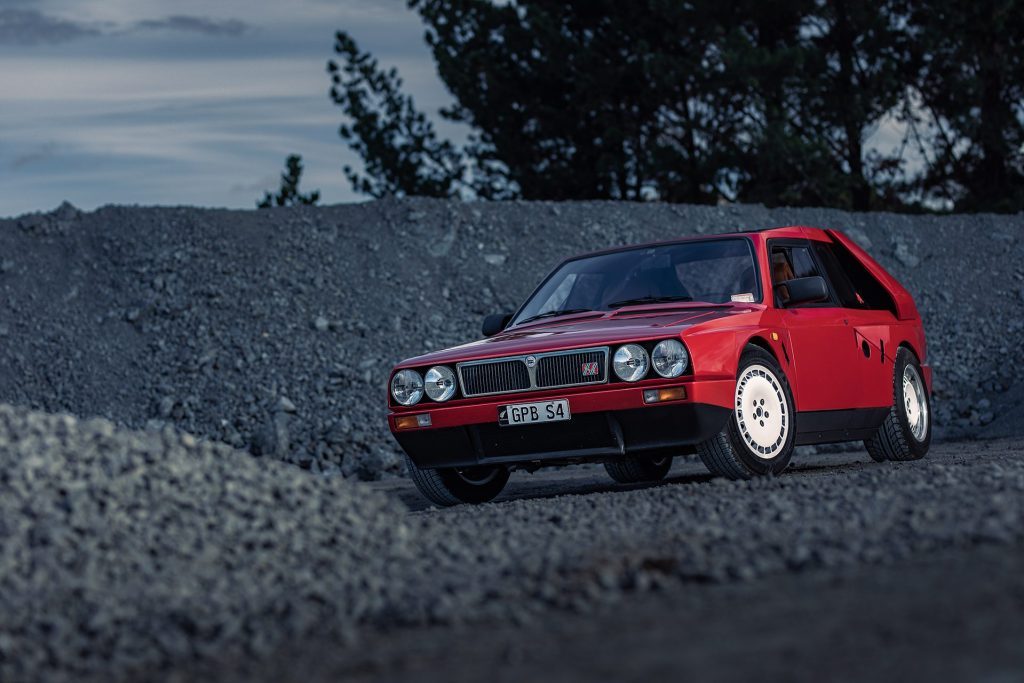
{"left": 604, "top": 455, "right": 672, "bottom": 484}
{"left": 405, "top": 456, "right": 510, "bottom": 506}
{"left": 864, "top": 347, "right": 931, "bottom": 462}
{"left": 696, "top": 345, "right": 796, "bottom": 480}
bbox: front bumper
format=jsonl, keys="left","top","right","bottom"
{"left": 389, "top": 379, "right": 732, "bottom": 469}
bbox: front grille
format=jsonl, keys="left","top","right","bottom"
{"left": 536, "top": 350, "right": 606, "bottom": 387}
{"left": 457, "top": 347, "right": 608, "bottom": 398}
{"left": 460, "top": 359, "right": 530, "bottom": 396}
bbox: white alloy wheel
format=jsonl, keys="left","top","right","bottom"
{"left": 734, "top": 364, "right": 789, "bottom": 459}
{"left": 696, "top": 345, "right": 796, "bottom": 479}
{"left": 903, "top": 364, "right": 929, "bottom": 442}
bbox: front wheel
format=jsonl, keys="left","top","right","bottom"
{"left": 864, "top": 347, "right": 931, "bottom": 462}
{"left": 405, "top": 455, "right": 510, "bottom": 506}
{"left": 696, "top": 345, "right": 796, "bottom": 480}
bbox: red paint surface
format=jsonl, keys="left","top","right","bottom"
{"left": 388, "top": 226, "right": 929, "bottom": 432}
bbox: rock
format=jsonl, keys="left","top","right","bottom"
{"left": 277, "top": 396, "right": 297, "bottom": 413}
{"left": 893, "top": 240, "right": 920, "bottom": 268}
{"left": 252, "top": 411, "right": 290, "bottom": 457}
{"left": 158, "top": 396, "right": 177, "bottom": 419}
{"left": 313, "top": 316, "right": 330, "bottom": 332}
{"left": 484, "top": 254, "right": 507, "bottom": 266}
{"left": 324, "top": 418, "right": 352, "bottom": 446}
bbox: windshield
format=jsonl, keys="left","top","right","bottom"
{"left": 510, "top": 238, "right": 759, "bottom": 326}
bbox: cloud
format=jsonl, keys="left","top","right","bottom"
{"left": 0, "top": 9, "right": 249, "bottom": 46}
{"left": 229, "top": 175, "right": 280, "bottom": 194}
{"left": 0, "top": 8, "right": 99, "bottom": 45}
{"left": 11, "top": 141, "right": 60, "bottom": 169}
{"left": 133, "top": 15, "right": 248, "bottom": 37}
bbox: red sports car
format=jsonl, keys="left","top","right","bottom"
{"left": 388, "top": 226, "right": 931, "bottom": 506}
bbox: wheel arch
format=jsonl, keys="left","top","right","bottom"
{"left": 893, "top": 339, "right": 931, "bottom": 395}
{"left": 743, "top": 334, "right": 780, "bottom": 365}
{"left": 896, "top": 340, "right": 922, "bottom": 363}
{"left": 737, "top": 331, "right": 801, "bottom": 407}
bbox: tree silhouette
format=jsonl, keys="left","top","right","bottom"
{"left": 257, "top": 155, "right": 321, "bottom": 208}
{"left": 327, "top": 0, "right": 1024, "bottom": 212}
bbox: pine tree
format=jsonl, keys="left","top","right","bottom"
{"left": 257, "top": 155, "right": 321, "bottom": 208}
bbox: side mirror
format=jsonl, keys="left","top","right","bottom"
{"left": 777, "top": 276, "right": 829, "bottom": 306}
{"left": 482, "top": 312, "right": 513, "bottom": 337}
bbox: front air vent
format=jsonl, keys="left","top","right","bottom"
{"left": 459, "top": 359, "right": 531, "bottom": 397}
{"left": 536, "top": 350, "right": 606, "bottom": 388}
{"left": 456, "top": 347, "right": 609, "bottom": 398}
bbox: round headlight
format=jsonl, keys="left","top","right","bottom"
{"left": 613, "top": 344, "right": 649, "bottom": 382}
{"left": 652, "top": 339, "right": 689, "bottom": 378}
{"left": 424, "top": 365, "right": 457, "bottom": 402}
{"left": 391, "top": 369, "right": 424, "bottom": 406}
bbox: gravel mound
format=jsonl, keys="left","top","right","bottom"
{"left": 1, "top": 199, "right": 1021, "bottom": 477}
{"left": 1, "top": 402, "right": 1022, "bottom": 681}
{"left": 0, "top": 404, "right": 410, "bottom": 682}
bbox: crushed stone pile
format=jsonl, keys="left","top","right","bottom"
{"left": 1, "top": 199, "right": 1021, "bottom": 477}
{"left": 1, "top": 403, "right": 1022, "bottom": 681}
{"left": 0, "top": 404, "right": 410, "bottom": 681}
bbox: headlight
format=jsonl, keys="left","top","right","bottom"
{"left": 391, "top": 369, "right": 424, "bottom": 406}
{"left": 424, "top": 365, "right": 457, "bottom": 402}
{"left": 613, "top": 344, "right": 649, "bottom": 382}
{"left": 652, "top": 339, "right": 689, "bottom": 378}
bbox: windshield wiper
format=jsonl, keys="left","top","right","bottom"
{"left": 607, "top": 295, "right": 693, "bottom": 309}
{"left": 517, "top": 308, "right": 594, "bottom": 325}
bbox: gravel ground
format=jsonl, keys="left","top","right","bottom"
{"left": 1, "top": 402, "right": 1022, "bottom": 681}
{"left": 1, "top": 199, "right": 1022, "bottom": 477}
{"left": 207, "top": 546, "right": 1024, "bottom": 683}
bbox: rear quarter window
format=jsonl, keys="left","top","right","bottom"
{"left": 815, "top": 241, "right": 897, "bottom": 314}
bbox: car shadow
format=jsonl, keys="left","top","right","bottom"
{"left": 381, "top": 451, "right": 877, "bottom": 513}
{"left": 388, "top": 464, "right": 715, "bottom": 513}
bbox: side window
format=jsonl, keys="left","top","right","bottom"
{"left": 813, "top": 243, "right": 863, "bottom": 309}
{"left": 789, "top": 247, "right": 820, "bottom": 279}
{"left": 818, "top": 241, "right": 897, "bottom": 314}
{"left": 770, "top": 244, "right": 827, "bottom": 308}
{"left": 770, "top": 250, "right": 796, "bottom": 285}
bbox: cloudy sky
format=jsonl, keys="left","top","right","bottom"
{"left": 0, "top": 0, "right": 463, "bottom": 217}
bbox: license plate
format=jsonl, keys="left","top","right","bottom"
{"left": 498, "top": 399, "right": 571, "bottom": 427}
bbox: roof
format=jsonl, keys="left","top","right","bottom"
{"left": 558, "top": 226, "right": 836, "bottom": 264}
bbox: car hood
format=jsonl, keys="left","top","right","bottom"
{"left": 398, "top": 303, "right": 759, "bottom": 367}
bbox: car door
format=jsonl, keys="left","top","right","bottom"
{"left": 810, "top": 240, "right": 897, "bottom": 408}
{"left": 769, "top": 240, "right": 865, "bottom": 412}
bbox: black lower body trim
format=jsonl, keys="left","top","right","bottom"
{"left": 395, "top": 403, "right": 732, "bottom": 470}
{"left": 795, "top": 407, "right": 890, "bottom": 446}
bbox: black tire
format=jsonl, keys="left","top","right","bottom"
{"left": 604, "top": 455, "right": 672, "bottom": 484}
{"left": 404, "top": 455, "right": 509, "bottom": 506}
{"left": 864, "top": 347, "right": 931, "bottom": 462}
{"left": 696, "top": 345, "right": 796, "bottom": 480}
